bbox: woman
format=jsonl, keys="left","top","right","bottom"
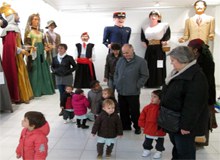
{"left": 160, "top": 46, "right": 208, "bottom": 159}
{"left": 141, "top": 10, "right": 170, "bottom": 88}
{"left": 24, "top": 13, "right": 55, "bottom": 97}
{"left": 188, "top": 38, "right": 218, "bottom": 146}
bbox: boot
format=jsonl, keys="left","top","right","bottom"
{"left": 81, "top": 119, "right": 89, "bottom": 129}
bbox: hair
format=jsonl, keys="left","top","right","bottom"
{"left": 168, "top": 46, "right": 195, "bottom": 63}
{"left": 58, "top": 43, "right": 68, "bottom": 50}
{"left": 152, "top": 89, "right": 162, "bottom": 99}
{"left": 102, "top": 99, "right": 115, "bottom": 108}
{"left": 75, "top": 88, "right": 84, "bottom": 94}
{"left": 194, "top": 0, "right": 207, "bottom": 7}
{"left": 122, "top": 44, "right": 134, "bottom": 53}
{"left": 111, "top": 43, "right": 121, "bottom": 50}
{"left": 24, "top": 111, "right": 46, "bottom": 129}
{"left": 102, "top": 88, "right": 113, "bottom": 97}
{"left": 90, "top": 80, "right": 100, "bottom": 88}
{"left": 65, "top": 85, "right": 73, "bottom": 89}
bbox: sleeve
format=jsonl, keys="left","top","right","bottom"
{"left": 69, "top": 56, "right": 77, "bottom": 73}
{"left": 103, "top": 27, "right": 110, "bottom": 47}
{"left": 209, "top": 17, "right": 215, "bottom": 38}
{"left": 16, "top": 130, "right": 24, "bottom": 156}
{"left": 137, "top": 59, "right": 149, "bottom": 89}
{"left": 182, "top": 19, "right": 190, "bottom": 41}
{"left": 127, "top": 28, "right": 131, "bottom": 43}
{"left": 91, "top": 46, "right": 96, "bottom": 62}
{"left": 141, "top": 28, "right": 148, "bottom": 44}
{"left": 91, "top": 116, "right": 101, "bottom": 134}
{"left": 104, "top": 55, "right": 109, "bottom": 79}
{"left": 84, "top": 97, "right": 90, "bottom": 109}
{"left": 138, "top": 107, "right": 146, "bottom": 128}
{"left": 161, "top": 25, "right": 171, "bottom": 41}
{"left": 34, "top": 136, "right": 48, "bottom": 160}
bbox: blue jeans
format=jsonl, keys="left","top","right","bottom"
{"left": 169, "top": 133, "right": 196, "bottom": 160}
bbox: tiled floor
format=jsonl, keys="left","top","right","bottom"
{"left": 0, "top": 87, "right": 220, "bottom": 160}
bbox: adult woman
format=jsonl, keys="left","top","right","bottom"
{"left": 24, "top": 13, "right": 55, "bottom": 97}
{"left": 141, "top": 10, "right": 170, "bottom": 88}
{"left": 188, "top": 38, "right": 217, "bottom": 146}
{"left": 160, "top": 46, "right": 208, "bottom": 159}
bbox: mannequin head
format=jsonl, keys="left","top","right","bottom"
{"left": 149, "top": 10, "right": 161, "bottom": 25}
{"left": 81, "top": 32, "right": 89, "bottom": 42}
{"left": 113, "top": 12, "right": 126, "bottom": 27}
{"left": 194, "top": 0, "right": 207, "bottom": 15}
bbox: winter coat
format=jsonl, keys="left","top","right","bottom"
{"left": 91, "top": 110, "right": 123, "bottom": 138}
{"left": 16, "top": 122, "right": 50, "bottom": 160}
{"left": 139, "top": 104, "right": 166, "bottom": 136}
{"left": 96, "top": 97, "right": 119, "bottom": 115}
{"left": 60, "top": 92, "right": 74, "bottom": 109}
{"left": 72, "top": 94, "right": 90, "bottom": 116}
{"left": 161, "top": 64, "right": 208, "bottom": 136}
{"left": 87, "top": 88, "right": 102, "bottom": 114}
{"left": 114, "top": 54, "right": 149, "bottom": 95}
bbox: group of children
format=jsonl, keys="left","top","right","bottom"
{"left": 16, "top": 83, "right": 165, "bottom": 159}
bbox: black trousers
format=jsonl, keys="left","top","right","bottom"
{"left": 143, "top": 137, "right": 165, "bottom": 151}
{"left": 118, "top": 94, "right": 140, "bottom": 130}
{"left": 63, "top": 110, "right": 74, "bottom": 120}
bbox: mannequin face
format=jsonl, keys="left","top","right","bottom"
{"left": 81, "top": 35, "right": 89, "bottom": 42}
{"left": 48, "top": 23, "right": 56, "bottom": 31}
{"left": 194, "top": 1, "right": 206, "bottom": 15}
{"left": 14, "top": 13, "right": 20, "bottom": 23}
{"left": 114, "top": 17, "right": 125, "bottom": 27}
{"left": 31, "top": 16, "right": 39, "bottom": 28}
{"left": 149, "top": 14, "right": 159, "bottom": 24}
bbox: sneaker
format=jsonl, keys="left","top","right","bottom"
{"left": 153, "top": 151, "right": 162, "bottom": 159}
{"left": 142, "top": 149, "right": 151, "bottom": 157}
{"left": 135, "top": 129, "right": 141, "bottom": 135}
{"left": 71, "top": 119, "right": 76, "bottom": 123}
{"left": 64, "top": 120, "right": 67, "bottom": 124}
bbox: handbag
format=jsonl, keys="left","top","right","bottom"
{"left": 158, "top": 106, "right": 181, "bottom": 133}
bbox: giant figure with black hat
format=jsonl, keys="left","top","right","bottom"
{"left": 103, "top": 12, "right": 131, "bottom": 49}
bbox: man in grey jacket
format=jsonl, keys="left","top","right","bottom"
{"left": 114, "top": 44, "right": 149, "bottom": 134}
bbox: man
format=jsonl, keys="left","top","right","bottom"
{"left": 103, "top": 12, "right": 131, "bottom": 49}
{"left": 114, "top": 44, "right": 149, "bottom": 134}
{"left": 179, "top": 0, "right": 215, "bottom": 44}
{"left": 44, "top": 20, "right": 61, "bottom": 65}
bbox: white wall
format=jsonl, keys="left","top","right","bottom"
{"left": 0, "top": 0, "right": 219, "bottom": 86}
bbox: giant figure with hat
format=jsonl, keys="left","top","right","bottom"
{"left": 0, "top": 2, "right": 33, "bottom": 103}
{"left": 141, "top": 10, "right": 171, "bottom": 88}
{"left": 103, "top": 12, "right": 131, "bottom": 49}
{"left": 179, "top": 0, "right": 215, "bottom": 44}
{"left": 74, "top": 32, "right": 96, "bottom": 88}
{"left": 44, "top": 20, "right": 61, "bottom": 65}
{"left": 24, "top": 13, "right": 55, "bottom": 97}
{"left": 0, "top": 9, "right": 13, "bottom": 112}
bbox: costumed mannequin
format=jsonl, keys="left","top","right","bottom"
{"left": 44, "top": 20, "right": 61, "bottom": 65}
{"left": 24, "top": 13, "right": 55, "bottom": 97}
{"left": 0, "top": 3, "right": 33, "bottom": 104}
{"left": 74, "top": 32, "right": 96, "bottom": 88}
{"left": 141, "top": 10, "right": 171, "bottom": 88}
{"left": 179, "top": 0, "right": 215, "bottom": 44}
{"left": 103, "top": 12, "right": 131, "bottom": 49}
{"left": 0, "top": 13, "right": 13, "bottom": 112}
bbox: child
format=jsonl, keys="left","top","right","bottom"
{"left": 16, "top": 111, "right": 50, "bottom": 160}
{"left": 103, "top": 43, "right": 122, "bottom": 94}
{"left": 60, "top": 85, "right": 75, "bottom": 124}
{"left": 87, "top": 80, "right": 102, "bottom": 120}
{"left": 92, "top": 99, "right": 123, "bottom": 159}
{"left": 72, "top": 88, "right": 90, "bottom": 129}
{"left": 138, "top": 89, "right": 166, "bottom": 159}
{"left": 96, "top": 88, "right": 119, "bottom": 115}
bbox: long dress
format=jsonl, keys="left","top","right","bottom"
{"left": 141, "top": 22, "right": 170, "bottom": 88}
{"left": 25, "top": 30, "right": 55, "bottom": 97}
{"left": 74, "top": 43, "right": 96, "bottom": 88}
{"left": 0, "top": 58, "right": 13, "bottom": 112}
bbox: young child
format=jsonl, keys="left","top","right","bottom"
{"left": 72, "top": 88, "right": 90, "bottom": 129}
{"left": 96, "top": 88, "right": 119, "bottom": 115}
{"left": 87, "top": 80, "right": 102, "bottom": 120}
{"left": 60, "top": 85, "right": 75, "bottom": 124}
{"left": 16, "top": 111, "right": 50, "bottom": 160}
{"left": 92, "top": 99, "right": 123, "bottom": 159}
{"left": 138, "top": 89, "right": 166, "bottom": 159}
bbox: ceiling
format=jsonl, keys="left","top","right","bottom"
{"left": 43, "top": 0, "right": 220, "bottom": 13}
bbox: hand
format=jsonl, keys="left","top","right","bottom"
{"left": 209, "top": 35, "right": 214, "bottom": 41}
{"left": 103, "top": 78, "right": 108, "bottom": 82}
{"left": 21, "top": 49, "right": 30, "bottom": 56}
{"left": 161, "top": 41, "right": 167, "bottom": 46}
{"left": 141, "top": 42, "right": 147, "bottom": 48}
{"left": 92, "top": 134, "right": 95, "bottom": 137}
{"left": 16, "top": 154, "right": 21, "bottom": 159}
{"left": 180, "top": 129, "right": 190, "bottom": 135}
{"left": 108, "top": 44, "right": 112, "bottom": 49}
{"left": 178, "top": 37, "right": 185, "bottom": 43}
{"left": 60, "top": 107, "right": 64, "bottom": 109}
{"left": 117, "top": 135, "right": 122, "bottom": 138}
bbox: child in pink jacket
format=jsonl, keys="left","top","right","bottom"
{"left": 16, "top": 111, "right": 50, "bottom": 160}
{"left": 72, "top": 89, "right": 90, "bottom": 129}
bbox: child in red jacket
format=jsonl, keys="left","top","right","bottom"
{"left": 16, "top": 111, "right": 50, "bottom": 160}
{"left": 138, "top": 89, "right": 166, "bottom": 159}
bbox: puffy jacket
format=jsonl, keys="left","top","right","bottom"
{"left": 72, "top": 94, "right": 90, "bottom": 116}
{"left": 139, "top": 104, "right": 166, "bottom": 136}
{"left": 16, "top": 122, "right": 50, "bottom": 160}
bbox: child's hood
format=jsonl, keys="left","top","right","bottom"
{"left": 32, "top": 121, "right": 50, "bottom": 136}
{"left": 73, "top": 94, "right": 85, "bottom": 101}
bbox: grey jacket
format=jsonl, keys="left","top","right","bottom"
{"left": 114, "top": 54, "right": 149, "bottom": 95}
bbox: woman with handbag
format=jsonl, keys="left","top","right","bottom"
{"left": 159, "top": 46, "right": 208, "bottom": 160}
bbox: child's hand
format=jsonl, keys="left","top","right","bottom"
{"left": 16, "top": 154, "right": 21, "bottom": 159}
{"left": 60, "top": 106, "right": 64, "bottom": 109}
{"left": 92, "top": 134, "right": 95, "bottom": 137}
{"left": 117, "top": 135, "right": 122, "bottom": 138}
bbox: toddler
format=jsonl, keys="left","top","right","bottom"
{"left": 92, "top": 99, "right": 123, "bottom": 159}
{"left": 16, "top": 111, "right": 50, "bottom": 160}
{"left": 138, "top": 89, "right": 166, "bottom": 159}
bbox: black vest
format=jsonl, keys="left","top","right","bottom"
{"left": 75, "top": 43, "right": 94, "bottom": 58}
